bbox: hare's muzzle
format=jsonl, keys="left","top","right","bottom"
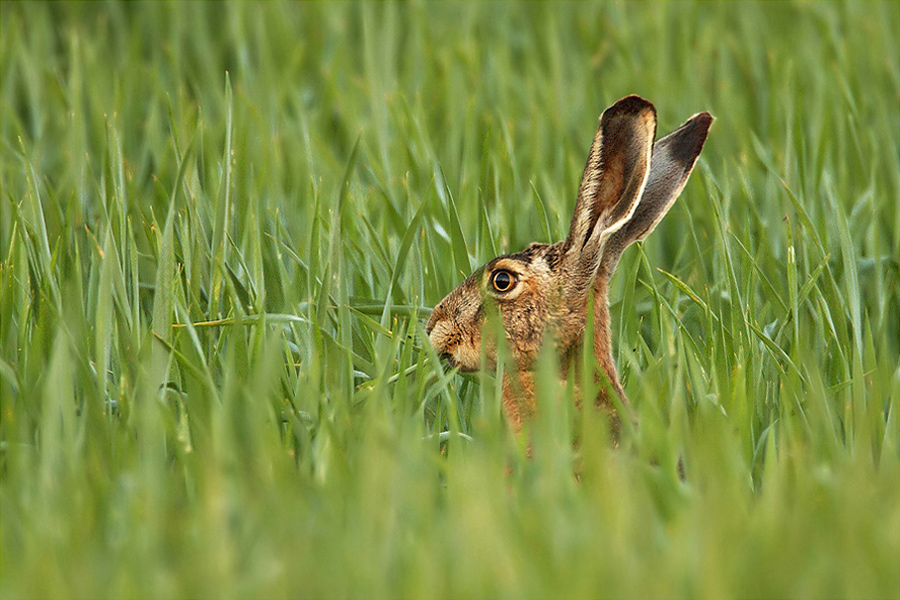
{"left": 426, "top": 303, "right": 467, "bottom": 370}
{"left": 425, "top": 305, "right": 450, "bottom": 354}
{"left": 424, "top": 304, "right": 444, "bottom": 337}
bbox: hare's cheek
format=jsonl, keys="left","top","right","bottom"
{"left": 452, "top": 343, "right": 481, "bottom": 372}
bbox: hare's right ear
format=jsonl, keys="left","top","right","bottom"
{"left": 601, "top": 111, "right": 713, "bottom": 273}
{"left": 563, "top": 96, "right": 657, "bottom": 272}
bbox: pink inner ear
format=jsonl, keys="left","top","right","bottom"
{"left": 587, "top": 146, "right": 627, "bottom": 238}
{"left": 599, "top": 112, "right": 656, "bottom": 232}
{"left": 567, "top": 96, "right": 657, "bottom": 257}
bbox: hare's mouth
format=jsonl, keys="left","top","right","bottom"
{"left": 438, "top": 352, "right": 477, "bottom": 373}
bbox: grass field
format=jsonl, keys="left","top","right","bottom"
{"left": 1, "top": 1, "right": 898, "bottom": 597}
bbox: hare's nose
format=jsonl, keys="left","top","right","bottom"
{"left": 425, "top": 303, "right": 447, "bottom": 336}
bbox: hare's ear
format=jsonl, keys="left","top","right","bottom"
{"left": 564, "top": 96, "right": 657, "bottom": 263}
{"left": 601, "top": 111, "right": 713, "bottom": 273}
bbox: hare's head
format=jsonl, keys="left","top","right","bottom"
{"left": 427, "top": 96, "right": 712, "bottom": 395}
{"left": 424, "top": 241, "right": 568, "bottom": 372}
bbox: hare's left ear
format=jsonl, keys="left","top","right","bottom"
{"left": 564, "top": 96, "right": 657, "bottom": 269}
{"left": 601, "top": 111, "right": 713, "bottom": 272}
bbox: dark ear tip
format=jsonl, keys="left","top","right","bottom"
{"left": 694, "top": 111, "right": 714, "bottom": 129}
{"left": 604, "top": 95, "right": 657, "bottom": 121}
{"left": 664, "top": 111, "right": 714, "bottom": 164}
{"left": 681, "top": 111, "right": 714, "bottom": 144}
{"left": 687, "top": 111, "right": 715, "bottom": 136}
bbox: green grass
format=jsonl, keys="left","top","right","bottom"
{"left": 1, "top": 1, "right": 898, "bottom": 597}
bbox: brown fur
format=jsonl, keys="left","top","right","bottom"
{"left": 426, "top": 96, "right": 713, "bottom": 438}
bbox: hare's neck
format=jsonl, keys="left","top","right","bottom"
{"left": 592, "top": 267, "right": 626, "bottom": 406}
{"left": 500, "top": 357, "right": 622, "bottom": 442}
{"left": 500, "top": 366, "right": 621, "bottom": 442}
{"left": 502, "top": 371, "right": 535, "bottom": 434}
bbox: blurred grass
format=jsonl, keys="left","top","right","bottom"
{"left": 1, "top": 1, "right": 898, "bottom": 597}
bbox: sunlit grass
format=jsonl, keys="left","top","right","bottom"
{"left": 1, "top": 1, "right": 898, "bottom": 597}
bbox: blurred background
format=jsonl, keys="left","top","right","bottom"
{"left": 1, "top": 2, "right": 898, "bottom": 598}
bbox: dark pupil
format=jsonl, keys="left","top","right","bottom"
{"left": 493, "top": 271, "right": 512, "bottom": 291}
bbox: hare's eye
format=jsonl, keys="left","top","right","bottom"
{"left": 491, "top": 270, "right": 516, "bottom": 293}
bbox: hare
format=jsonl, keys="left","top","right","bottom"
{"left": 426, "top": 95, "right": 712, "bottom": 436}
